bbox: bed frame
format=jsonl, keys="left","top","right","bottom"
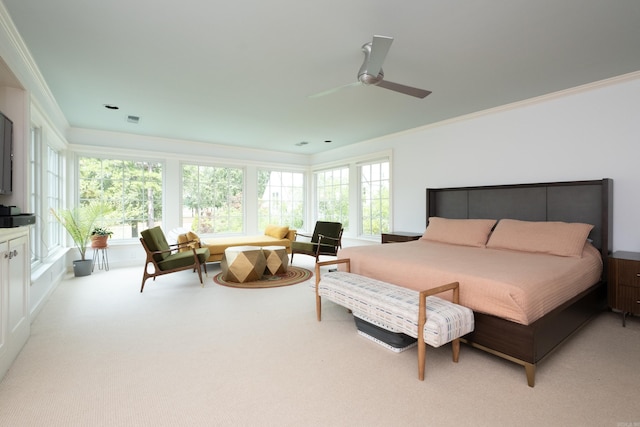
{"left": 426, "top": 178, "right": 612, "bottom": 387}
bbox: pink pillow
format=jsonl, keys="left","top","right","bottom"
{"left": 486, "top": 219, "right": 593, "bottom": 257}
{"left": 421, "top": 217, "right": 497, "bottom": 248}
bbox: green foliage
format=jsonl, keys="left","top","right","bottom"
{"left": 182, "top": 164, "right": 244, "bottom": 234}
{"left": 91, "top": 227, "right": 113, "bottom": 237}
{"left": 51, "top": 202, "right": 112, "bottom": 260}
{"left": 79, "top": 157, "right": 163, "bottom": 238}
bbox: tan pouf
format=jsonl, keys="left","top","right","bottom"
{"left": 262, "top": 245, "right": 289, "bottom": 275}
{"left": 221, "top": 246, "right": 267, "bottom": 283}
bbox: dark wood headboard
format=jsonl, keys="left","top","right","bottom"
{"left": 426, "top": 179, "right": 613, "bottom": 261}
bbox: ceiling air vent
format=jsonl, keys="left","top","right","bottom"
{"left": 127, "top": 115, "right": 140, "bottom": 124}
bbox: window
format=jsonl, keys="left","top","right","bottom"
{"left": 315, "top": 167, "right": 349, "bottom": 230}
{"left": 29, "top": 125, "right": 63, "bottom": 264}
{"left": 46, "top": 146, "right": 62, "bottom": 252}
{"left": 182, "top": 164, "right": 243, "bottom": 234}
{"left": 257, "top": 170, "right": 304, "bottom": 230}
{"left": 29, "top": 127, "right": 43, "bottom": 263}
{"left": 78, "top": 157, "right": 163, "bottom": 239}
{"left": 360, "top": 160, "right": 390, "bottom": 236}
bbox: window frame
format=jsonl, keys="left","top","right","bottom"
{"left": 180, "top": 162, "right": 245, "bottom": 236}
{"left": 312, "top": 150, "right": 392, "bottom": 239}
{"left": 358, "top": 158, "right": 391, "bottom": 238}
{"left": 257, "top": 168, "right": 305, "bottom": 231}
{"left": 314, "top": 165, "right": 350, "bottom": 231}
{"left": 76, "top": 154, "right": 165, "bottom": 242}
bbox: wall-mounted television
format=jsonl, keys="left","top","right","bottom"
{"left": 0, "top": 110, "right": 13, "bottom": 195}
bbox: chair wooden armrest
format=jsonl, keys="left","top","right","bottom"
{"left": 318, "top": 234, "right": 339, "bottom": 242}
{"left": 173, "top": 239, "right": 201, "bottom": 249}
{"left": 294, "top": 232, "right": 312, "bottom": 240}
{"left": 150, "top": 247, "right": 179, "bottom": 256}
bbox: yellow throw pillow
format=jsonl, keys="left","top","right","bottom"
{"left": 265, "top": 225, "right": 289, "bottom": 239}
{"left": 186, "top": 231, "right": 200, "bottom": 243}
{"left": 177, "top": 233, "right": 189, "bottom": 252}
{"left": 177, "top": 231, "right": 200, "bottom": 251}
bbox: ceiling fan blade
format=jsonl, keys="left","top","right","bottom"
{"left": 365, "top": 35, "right": 394, "bottom": 77}
{"left": 308, "top": 81, "right": 362, "bottom": 99}
{"left": 376, "top": 80, "right": 432, "bottom": 99}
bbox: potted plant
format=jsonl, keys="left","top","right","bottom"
{"left": 90, "top": 226, "right": 113, "bottom": 248}
{"left": 50, "top": 202, "right": 111, "bottom": 277}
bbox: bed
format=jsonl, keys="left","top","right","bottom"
{"left": 338, "top": 179, "right": 612, "bottom": 386}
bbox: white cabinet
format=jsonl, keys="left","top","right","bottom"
{"left": 0, "top": 227, "right": 30, "bottom": 381}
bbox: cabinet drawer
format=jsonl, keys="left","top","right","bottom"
{"left": 618, "top": 285, "right": 640, "bottom": 315}
{"left": 615, "top": 260, "right": 640, "bottom": 287}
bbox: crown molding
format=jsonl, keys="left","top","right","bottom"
{"left": 0, "top": 3, "right": 69, "bottom": 134}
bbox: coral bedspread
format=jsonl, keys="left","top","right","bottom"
{"left": 338, "top": 240, "right": 602, "bottom": 325}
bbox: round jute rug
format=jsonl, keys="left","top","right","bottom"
{"left": 213, "top": 266, "right": 312, "bottom": 288}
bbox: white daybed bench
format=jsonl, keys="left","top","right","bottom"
{"left": 314, "top": 259, "right": 475, "bottom": 380}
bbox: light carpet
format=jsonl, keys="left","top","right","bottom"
{"left": 0, "top": 257, "right": 639, "bottom": 427}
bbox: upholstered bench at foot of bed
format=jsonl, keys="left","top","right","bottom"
{"left": 314, "top": 258, "right": 475, "bottom": 381}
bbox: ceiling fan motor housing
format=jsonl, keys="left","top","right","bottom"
{"left": 359, "top": 70, "right": 384, "bottom": 85}
{"left": 358, "top": 42, "right": 384, "bottom": 85}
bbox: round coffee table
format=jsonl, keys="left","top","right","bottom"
{"left": 262, "top": 245, "right": 289, "bottom": 275}
{"left": 221, "top": 246, "right": 267, "bottom": 283}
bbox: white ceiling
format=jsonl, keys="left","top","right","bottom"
{"left": 3, "top": 0, "right": 640, "bottom": 154}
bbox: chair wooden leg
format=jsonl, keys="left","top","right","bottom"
{"left": 196, "top": 262, "right": 204, "bottom": 285}
{"left": 316, "top": 295, "right": 322, "bottom": 321}
{"left": 140, "top": 273, "right": 148, "bottom": 293}
{"left": 314, "top": 262, "right": 322, "bottom": 321}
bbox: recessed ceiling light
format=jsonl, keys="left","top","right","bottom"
{"left": 104, "top": 104, "right": 119, "bottom": 110}
{"left": 324, "top": 140, "right": 332, "bottom": 143}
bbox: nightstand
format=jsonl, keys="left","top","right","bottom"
{"left": 608, "top": 251, "right": 640, "bottom": 327}
{"left": 381, "top": 231, "right": 422, "bottom": 244}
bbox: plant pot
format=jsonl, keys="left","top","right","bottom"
{"left": 91, "top": 235, "right": 109, "bottom": 248}
{"left": 73, "top": 259, "right": 93, "bottom": 277}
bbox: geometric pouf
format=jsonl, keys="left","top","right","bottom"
{"left": 221, "top": 246, "right": 267, "bottom": 283}
{"left": 262, "top": 245, "right": 289, "bottom": 275}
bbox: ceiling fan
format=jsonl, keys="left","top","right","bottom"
{"left": 311, "top": 35, "right": 432, "bottom": 99}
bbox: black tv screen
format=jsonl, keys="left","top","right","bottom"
{"left": 0, "top": 111, "right": 13, "bottom": 195}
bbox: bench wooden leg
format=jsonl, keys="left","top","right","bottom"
{"left": 418, "top": 290, "right": 427, "bottom": 380}
{"left": 314, "top": 258, "right": 351, "bottom": 322}
{"left": 452, "top": 338, "right": 460, "bottom": 363}
{"left": 418, "top": 339, "right": 426, "bottom": 381}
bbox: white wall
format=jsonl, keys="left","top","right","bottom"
{"left": 313, "top": 73, "right": 640, "bottom": 252}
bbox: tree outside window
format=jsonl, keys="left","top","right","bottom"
{"left": 361, "top": 160, "right": 390, "bottom": 236}
{"left": 182, "top": 164, "right": 243, "bottom": 234}
{"left": 79, "top": 157, "right": 163, "bottom": 239}
{"left": 315, "top": 167, "right": 349, "bottom": 231}
{"left": 257, "top": 170, "right": 304, "bottom": 230}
